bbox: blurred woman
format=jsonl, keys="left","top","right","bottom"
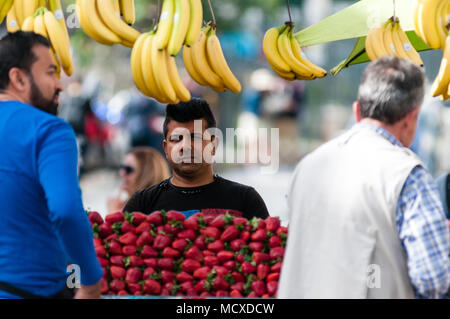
{"left": 107, "top": 147, "right": 170, "bottom": 214}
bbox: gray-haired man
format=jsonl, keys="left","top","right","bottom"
{"left": 278, "top": 56, "right": 450, "bottom": 299}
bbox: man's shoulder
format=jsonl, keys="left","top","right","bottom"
{"left": 136, "top": 179, "right": 171, "bottom": 197}
{"left": 215, "top": 176, "right": 257, "bottom": 193}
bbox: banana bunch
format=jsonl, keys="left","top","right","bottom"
{"left": 431, "top": 29, "right": 450, "bottom": 100}
{"left": 0, "top": 0, "right": 14, "bottom": 26}
{"left": 414, "top": 0, "right": 450, "bottom": 50}
{"left": 263, "top": 23, "right": 327, "bottom": 81}
{"left": 182, "top": 23, "right": 242, "bottom": 93}
{"left": 76, "top": 0, "right": 140, "bottom": 48}
{"left": 365, "top": 17, "right": 424, "bottom": 66}
{"left": 153, "top": 0, "right": 203, "bottom": 56}
{"left": 131, "top": 31, "right": 191, "bottom": 104}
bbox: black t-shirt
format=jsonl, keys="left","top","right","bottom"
{"left": 123, "top": 175, "right": 270, "bottom": 219}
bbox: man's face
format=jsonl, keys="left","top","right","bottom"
{"left": 163, "top": 119, "right": 216, "bottom": 178}
{"left": 27, "top": 45, "right": 63, "bottom": 115}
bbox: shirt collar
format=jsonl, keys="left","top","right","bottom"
{"left": 354, "top": 122, "right": 403, "bottom": 147}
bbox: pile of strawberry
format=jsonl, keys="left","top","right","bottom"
{"left": 88, "top": 210, "right": 287, "bottom": 298}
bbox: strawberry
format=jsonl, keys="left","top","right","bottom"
{"left": 207, "top": 240, "right": 225, "bottom": 252}
{"left": 142, "top": 267, "right": 157, "bottom": 280}
{"left": 204, "top": 256, "right": 219, "bottom": 267}
{"left": 230, "top": 289, "right": 243, "bottom": 297}
{"left": 250, "top": 217, "right": 266, "bottom": 231}
{"left": 217, "top": 251, "right": 234, "bottom": 263}
{"left": 200, "top": 227, "right": 221, "bottom": 240}
{"left": 144, "top": 279, "right": 161, "bottom": 295}
{"left": 221, "top": 225, "right": 240, "bottom": 242}
{"left": 105, "top": 212, "right": 125, "bottom": 224}
{"left": 157, "top": 257, "right": 174, "bottom": 270}
{"left": 194, "top": 279, "right": 210, "bottom": 293}
{"left": 233, "top": 217, "right": 247, "bottom": 226}
{"left": 117, "top": 290, "right": 128, "bottom": 296}
{"left": 210, "top": 214, "right": 226, "bottom": 228}
{"left": 110, "top": 255, "right": 125, "bottom": 267}
{"left": 153, "top": 234, "right": 172, "bottom": 250}
{"left": 183, "top": 215, "right": 202, "bottom": 231}
{"left": 177, "top": 229, "right": 196, "bottom": 241}
{"left": 176, "top": 272, "right": 193, "bottom": 283}
{"left": 212, "top": 266, "right": 228, "bottom": 277}
{"left": 162, "top": 247, "right": 181, "bottom": 258}
{"left": 119, "top": 232, "right": 138, "bottom": 245}
{"left": 128, "top": 283, "right": 143, "bottom": 295}
{"left": 223, "top": 260, "right": 236, "bottom": 271}
{"left": 110, "top": 266, "right": 126, "bottom": 279}
{"left": 270, "top": 247, "right": 285, "bottom": 260}
{"left": 252, "top": 252, "right": 270, "bottom": 264}
{"left": 163, "top": 222, "right": 183, "bottom": 236}
{"left": 262, "top": 294, "right": 271, "bottom": 298}
{"left": 161, "top": 270, "right": 176, "bottom": 283}
{"left": 120, "top": 221, "right": 136, "bottom": 234}
{"left": 106, "top": 240, "right": 122, "bottom": 255}
{"left": 122, "top": 245, "right": 137, "bottom": 256}
{"left": 143, "top": 258, "right": 157, "bottom": 268}
{"left": 134, "top": 291, "right": 143, "bottom": 296}
{"left": 186, "top": 289, "right": 197, "bottom": 297}
{"left": 241, "top": 262, "right": 256, "bottom": 274}
{"left": 166, "top": 210, "right": 185, "bottom": 222}
{"left": 185, "top": 246, "right": 203, "bottom": 262}
{"left": 257, "top": 264, "right": 270, "bottom": 279}
{"left": 130, "top": 212, "right": 147, "bottom": 226}
{"left": 202, "top": 250, "right": 215, "bottom": 257}
{"left": 251, "top": 280, "right": 267, "bottom": 296}
{"left": 230, "top": 281, "right": 244, "bottom": 292}
{"left": 97, "top": 257, "right": 109, "bottom": 267}
{"left": 268, "top": 236, "right": 282, "bottom": 248}
{"left": 172, "top": 238, "right": 188, "bottom": 252}
{"left": 110, "top": 279, "right": 126, "bottom": 292}
{"left": 235, "top": 253, "right": 246, "bottom": 263}
{"left": 240, "top": 231, "right": 251, "bottom": 242}
{"left": 88, "top": 211, "right": 104, "bottom": 225}
{"left": 267, "top": 272, "right": 280, "bottom": 282}
{"left": 265, "top": 217, "right": 281, "bottom": 232}
{"left": 146, "top": 210, "right": 165, "bottom": 226}
{"left": 125, "top": 268, "right": 142, "bottom": 283}
{"left": 102, "top": 267, "right": 108, "bottom": 279}
{"left": 95, "top": 245, "right": 107, "bottom": 258}
{"left": 141, "top": 245, "right": 158, "bottom": 258}
{"left": 276, "top": 226, "right": 288, "bottom": 237}
{"left": 100, "top": 278, "right": 109, "bottom": 294}
{"left": 267, "top": 281, "right": 278, "bottom": 296}
{"left": 193, "top": 267, "right": 211, "bottom": 280}
{"left": 181, "top": 259, "right": 201, "bottom": 273}
{"left": 180, "top": 281, "right": 194, "bottom": 293}
{"left": 212, "top": 276, "right": 229, "bottom": 291}
{"left": 249, "top": 241, "right": 264, "bottom": 252}
{"left": 200, "top": 291, "right": 213, "bottom": 297}
{"left": 136, "top": 231, "right": 154, "bottom": 247}
{"left": 251, "top": 229, "right": 267, "bottom": 242}
{"left": 215, "top": 290, "right": 229, "bottom": 297}
{"left": 136, "top": 222, "right": 151, "bottom": 234}
{"left": 104, "top": 233, "right": 119, "bottom": 243}
{"left": 128, "top": 256, "right": 144, "bottom": 267}
{"left": 93, "top": 237, "right": 103, "bottom": 248}
{"left": 99, "top": 223, "right": 113, "bottom": 238}
{"left": 194, "top": 235, "right": 206, "bottom": 250}
{"left": 270, "top": 262, "right": 282, "bottom": 273}
{"left": 230, "top": 239, "right": 246, "bottom": 251}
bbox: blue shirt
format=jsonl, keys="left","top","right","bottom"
{"left": 359, "top": 123, "right": 450, "bottom": 298}
{"left": 0, "top": 101, "right": 103, "bottom": 298}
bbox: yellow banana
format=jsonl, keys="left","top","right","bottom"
{"left": 7, "top": 2, "right": 20, "bottom": 33}
{"left": 269, "top": 61, "right": 296, "bottom": 81}
{"left": 22, "top": 16, "right": 35, "bottom": 32}
{"left": 130, "top": 33, "right": 154, "bottom": 98}
{"left": 0, "top": 0, "right": 14, "bottom": 26}
{"left": 113, "top": 0, "right": 121, "bottom": 16}
{"left": 182, "top": 45, "right": 209, "bottom": 86}
{"left": 383, "top": 19, "right": 397, "bottom": 56}
{"left": 206, "top": 27, "right": 241, "bottom": 93}
{"left": 431, "top": 35, "right": 450, "bottom": 96}
{"left": 78, "top": 0, "right": 122, "bottom": 45}
{"left": 154, "top": 0, "right": 175, "bottom": 50}
{"left": 437, "top": 0, "right": 450, "bottom": 49}
{"left": 167, "top": 53, "right": 191, "bottom": 102}
{"left": 34, "top": 11, "right": 48, "bottom": 38}
{"left": 366, "top": 22, "right": 389, "bottom": 60}
{"left": 48, "top": 0, "right": 71, "bottom": 46}
{"left": 263, "top": 25, "right": 291, "bottom": 73}
{"left": 119, "top": 0, "right": 135, "bottom": 25}
{"left": 39, "top": 0, "right": 46, "bottom": 7}
{"left": 392, "top": 18, "right": 424, "bottom": 66}
{"left": 167, "top": 0, "right": 190, "bottom": 56}
{"left": 152, "top": 45, "right": 178, "bottom": 103}
{"left": 184, "top": 0, "right": 202, "bottom": 47}
{"left": 14, "top": 0, "right": 25, "bottom": 28}
{"left": 414, "top": 0, "right": 425, "bottom": 41}
{"left": 97, "top": 0, "right": 140, "bottom": 44}
{"left": 417, "top": 0, "right": 442, "bottom": 49}
{"left": 43, "top": 9, "right": 74, "bottom": 76}
{"left": 290, "top": 32, "right": 326, "bottom": 78}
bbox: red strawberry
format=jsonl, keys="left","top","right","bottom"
{"left": 194, "top": 279, "right": 210, "bottom": 293}
{"left": 128, "top": 256, "right": 144, "bottom": 267}
{"left": 194, "top": 236, "right": 206, "bottom": 250}
{"left": 268, "top": 236, "right": 282, "bottom": 248}
{"left": 240, "top": 231, "right": 251, "bottom": 242}
{"left": 102, "top": 267, "right": 108, "bottom": 279}
{"left": 107, "top": 240, "right": 122, "bottom": 255}
{"left": 136, "top": 231, "right": 154, "bottom": 247}
{"left": 221, "top": 225, "right": 240, "bottom": 242}
{"left": 146, "top": 210, "right": 164, "bottom": 226}
{"left": 143, "top": 267, "right": 156, "bottom": 280}
{"left": 265, "top": 217, "right": 281, "bottom": 232}
{"left": 270, "top": 262, "right": 282, "bottom": 273}
{"left": 143, "top": 258, "right": 157, "bottom": 268}
{"left": 241, "top": 262, "right": 256, "bottom": 274}
{"left": 119, "top": 232, "right": 138, "bottom": 245}
{"left": 200, "top": 227, "right": 221, "bottom": 240}
{"left": 176, "top": 272, "right": 193, "bottom": 283}
{"left": 210, "top": 214, "right": 226, "bottom": 228}
{"left": 252, "top": 280, "right": 267, "bottom": 296}
{"left": 125, "top": 268, "right": 142, "bottom": 283}
{"left": 100, "top": 278, "right": 109, "bottom": 294}
{"left": 183, "top": 215, "right": 201, "bottom": 231}
{"left": 193, "top": 267, "right": 211, "bottom": 280}
{"left": 215, "top": 290, "right": 229, "bottom": 297}
{"left": 105, "top": 212, "right": 125, "bottom": 224}
{"left": 110, "top": 279, "right": 126, "bottom": 292}
{"left": 144, "top": 279, "right": 161, "bottom": 295}
{"left": 128, "top": 283, "right": 143, "bottom": 294}
{"left": 122, "top": 245, "right": 137, "bottom": 256}
{"left": 141, "top": 245, "right": 158, "bottom": 258}
{"left": 257, "top": 264, "right": 270, "bottom": 279}
{"left": 95, "top": 245, "right": 107, "bottom": 258}
{"left": 110, "top": 255, "right": 125, "bottom": 267}
{"left": 204, "top": 256, "right": 219, "bottom": 267}
{"left": 276, "top": 226, "right": 288, "bottom": 237}
{"left": 134, "top": 291, "right": 142, "bottom": 296}
{"left": 121, "top": 221, "right": 136, "bottom": 234}
{"left": 136, "top": 222, "right": 151, "bottom": 234}
{"left": 200, "top": 292, "right": 213, "bottom": 297}
{"left": 185, "top": 246, "right": 203, "bottom": 262}
{"left": 110, "top": 266, "right": 126, "bottom": 279}
{"left": 163, "top": 222, "right": 182, "bottom": 236}
{"left": 97, "top": 257, "right": 109, "bottom": 267}
{"left": 267, "top": 281, "right": 278, "bottom": 296}
{"left": 250, "top": 218, "right": 266, "bottom": 230}
{"left": 172, "top": 238, "right": 188, "bottom": 252}
{"left": 233, "top": 217, "right": 247, "bottom": 226}
{"left": 251, "top": 229, "right": 267, "bottom": 242}
{"left": 157, "top": 257, "right": 174, "bottom": 270}
{"left": 253, "top": 252, "right": 270, "bottom": 264}
{"left": 212, "top": 266, "right": 228, "bottom": 277}
{"left": 267, "top": 272, "right": 280, "bottom": 282}
{"left": 230, "top": 239, "right": 246, "bottom": 251}
{"left": 180, "top": 281, "right": 194, "bottom": 293}
{"left": 153, "top": 234, "right": 172, "bottom": 250}
{"left": 161, "top": 270, "right": 176, "bottom": 283}
{"left": 99, "top": 223, "right": 113, "bottom": 238}
{"left": 202, "top": 250, "right": 215, "bottom": 257}
{"left": 117, "top": 290, "right": 128, "bottom": 296}
{"left": 104, "top": 233, "right": 119, "bottom": 243}
{"left": 130, "top": 212, "right": 147, "bottom": 226}
{"left": 223, "top": 260, "right": 236, "bottom": 271}
{"left": 235, "top": 253, "right": 245, "bottom": 263}
{"left": 162, "top": 247, "right": 181, "bottom": 258}
{"left": 249, "top": 241, "right": 264, "bottom": 252}
{"left": 230, "top": 289, "right": 243, "bottom": 297}
{"left": 181, "top": 259, "right": 201, "bottom": 273}
{"left": 89, "top": 211, "right": 104, "bottom": 225}
{"left": 177, "top": 229, "right": 196, "bottom": 241}
{"left": 166, "top": 210, "right": 185, "bottom": 222}
{"left": 93, "top": 237, "right": 103, "bottom": 247}
{"left": 212, "top": 276, "right": 229, "bottom": 291}
{"left": 270, "top": 247, "right": 285, "bottom": 260}
{"left": 230, "top": 281, "right": 244, "bottom": 292}
{"left": 217, "top": 251, "right": 234, "bottom": 263}
{"left": 207, "top": 240, "right": 225, "bottom": 252}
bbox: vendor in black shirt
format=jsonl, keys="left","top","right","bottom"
{"left": 123, "top": 98, "right": 269, "bottom": 220}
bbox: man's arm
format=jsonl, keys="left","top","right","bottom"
{"left": 38, "top": 121, "right": 103, "bottom": 294}
{"left": 397, "top": 166, "right": 450, "bottom": 298}
{"left": 123, "top": 189, "right": 146, "bottom": 214}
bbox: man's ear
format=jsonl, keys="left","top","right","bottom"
{"left": 163, "top": 139, "right": 168, "bottom": 157}
{"left": 8, "top": 68, "right": 28, "bottom": 92}
{"left": 211, "top": 135, "right": 218, "bottom": 155}
{"left": 353, "top": 101, "right": 362, "bottom": 122}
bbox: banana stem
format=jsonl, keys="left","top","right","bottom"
{"left": 286, "top": 0, "right": 292, "bottom": 23}
{"left": 207, "top": 0, "right": 216, "bottom": 26}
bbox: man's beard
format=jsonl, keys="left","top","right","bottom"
{"left": 28, "top": 75, "right": 60, "bottom": 116}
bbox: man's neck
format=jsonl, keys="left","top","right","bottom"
{"left": 171, "top": 169, "right": 215, "bottom": 188}
{"left": 0, "top": 91, "right": 28, "bottom": 104}
{"left": 359, "top": 118, "right": 404, "bottom": 146}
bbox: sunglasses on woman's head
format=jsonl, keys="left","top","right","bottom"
{"left": 119, "top": 164, "right": 135, "bottom": 175}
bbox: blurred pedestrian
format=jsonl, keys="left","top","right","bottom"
{"left": 107, "top": 146, "right": 171, "bottom": 214}
{"left": 0, "top": 32, "right": 103, "bottom": 299}
{"left": 279, "top": 56, "right": 450, "bottom": 299}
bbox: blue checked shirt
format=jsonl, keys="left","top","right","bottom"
{"left": 360, "top": 123, "right": 450, "bottom": 298}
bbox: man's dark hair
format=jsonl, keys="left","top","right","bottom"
{"left": 0, "top": 31, "right": 50, "bottom": 91}
{"left": 163, "top": 98, "right": 217, "bottom": 138}
{"left": 357, "top": 55, "right": 425, "bottom": 124}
